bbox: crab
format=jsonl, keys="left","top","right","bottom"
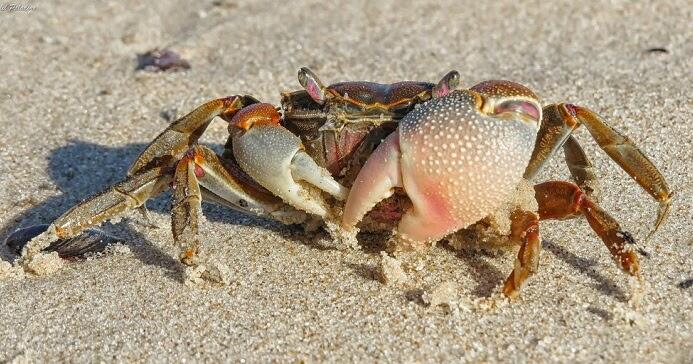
{"left": 9, "top": 68, "right": 671, "bottom": 298}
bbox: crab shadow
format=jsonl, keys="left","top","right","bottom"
{"left": 439, "top": 242, "right": 507, "bottom": 298}
{"left": 436, "top": 240, "right": 628, "bottom": 301}
{"left": 0, "top": 140, "right": 308, "bottom": 282}
{"left": 339, "top": 237, "right": 628, "bottom": 302}
{"left": 1, "top": 141, "right": 633, "bottom": 296}
{"left": 542, "top": 239, "right": 629, "bottom": 302}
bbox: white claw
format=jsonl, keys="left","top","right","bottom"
{"left": 291, "top": 152, "right": 349, "bottom": 201}
{"left": 233, "top": 124, "right": 347, "bottom": 217}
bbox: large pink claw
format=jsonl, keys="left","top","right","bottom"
{"left": 342, "top": 130, "right": 457, "bottom": 241}
{"left": 342, "top": 88, "right": 540, "bottom": 243}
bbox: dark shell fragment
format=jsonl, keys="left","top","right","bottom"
{"left": 5, "top": 224, "right": 121, "bottom": 259}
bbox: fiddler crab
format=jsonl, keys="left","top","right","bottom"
{"left": 7, "top": 68, "right": 671, "bottom": 299}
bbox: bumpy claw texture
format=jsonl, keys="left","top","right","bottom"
{"left": 344, "top": 88, "right": 539, "bottom": 243}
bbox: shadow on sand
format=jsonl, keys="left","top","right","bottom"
{"left": 1, "top": 140, "right": 629, "bottom": 299}
{"left": 0, "top": 140, "right": 297, "bottom": 282}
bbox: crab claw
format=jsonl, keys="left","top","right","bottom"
{"left": 343, "top": 88, "right": 539, "bottom": 243}
{"left": 230, "top": 103, "right": 348, "bottom": 217}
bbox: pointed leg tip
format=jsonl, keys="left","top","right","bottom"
{"left": 656, "top": 196, "right": 672, "bottom": 226}
{"left": 502, "top": 281, "right": 520, "bottom": 300}
{"left": 644, "top": 196, "right": 672, "bottom": 243}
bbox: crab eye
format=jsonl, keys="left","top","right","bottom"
{"left": 493, "top": 100, "right": 541, "bottom": 122}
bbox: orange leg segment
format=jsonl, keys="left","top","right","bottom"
{"left": 534, "top": 180, "right": 640, "bottom": 277}
{"left": 503, "top": 210, "right": 542, "bottom": 298}
{"left": 503, "top": 180, "right": 640, "bottom": 298}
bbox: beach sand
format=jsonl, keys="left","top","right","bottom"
{"left": 0, "top": 0, "right": 691, "bottom": 362}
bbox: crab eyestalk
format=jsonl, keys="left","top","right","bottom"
{"left": 298, "top": 67, "right": 327, "bottom": 104}
{"left": 432, "top": 70, "right": 460, "bottom": 98}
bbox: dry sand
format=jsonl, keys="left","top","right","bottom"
{"left": 0, "top": 0, "right": 691, "bottom": 362}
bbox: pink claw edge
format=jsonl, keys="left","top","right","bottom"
{"left": 341, "top": 131, "right": 458, "bottom": 243}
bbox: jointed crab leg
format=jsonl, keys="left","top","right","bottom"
{"left": 504, "top": 180, "right": 641, "bottom": 298}
{"left": 17, "top": 97, "right": 322, "bottom": 262}
{"left": 523, "top": 104, "right": 577, "bottom": 180}
{"left": 18, "top": 143, "right": 313, "bottom": 263}
{"left": 563, "top": 135, "right": 599, "bottom": 200}
{"left": 569, "top": 104, "right": 671, "bottom": 237}
{"left": 53, "top": 167, "right": 172, "bottom": 240}
{"left": 502, "top": 210, "right": 542, "bottom": 298}
{"left": 16, "top": 95, "right": 251, "bottom": 261}
{"left": 172, "top": 145, "right": 309, "bottom": 266}
{"left": 535, "top": 181, "right": 640, "bottom": 276}
{"left": 171, "top": 150, "right": 204, "bottom": 266}
{"left": 18, "top": 167, "right": 172, "bottom": 262}
{"left": 524, "top": 103, "right": 671, "bottom": 238}
{"left": 128, "top": 95, "right": 258, "bottom": 175}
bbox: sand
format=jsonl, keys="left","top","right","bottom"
{"left": 0, "top": 0, "right": 691, "bottom": 362}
